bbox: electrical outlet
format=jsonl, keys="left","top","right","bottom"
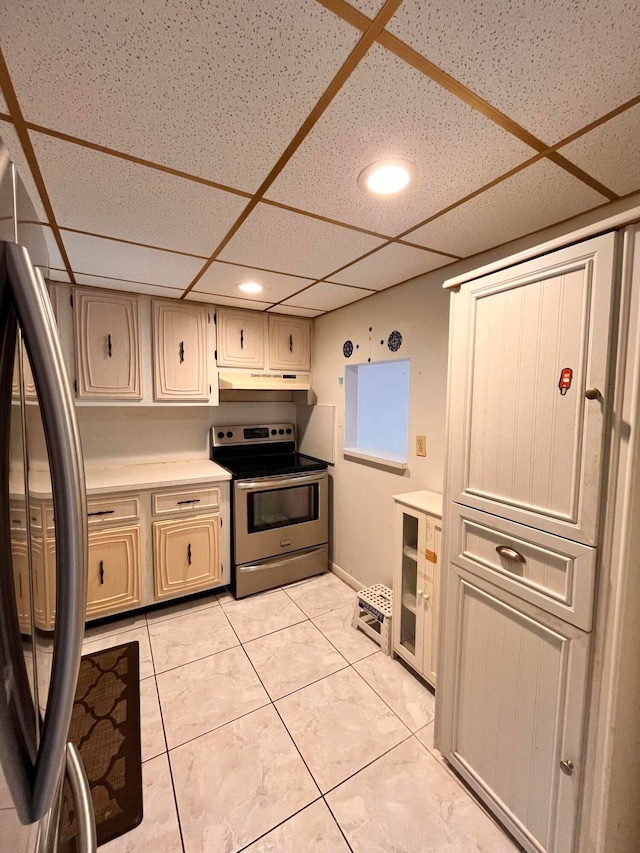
{"left": 416, "top": 435, "right": 426, "bottom": 457}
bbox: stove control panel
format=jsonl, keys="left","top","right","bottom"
{"left": 211, "top": 424, "right": 295, "bottom": 447}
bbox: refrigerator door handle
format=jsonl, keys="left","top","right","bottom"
{"left": 6, "top": 245, "right": 88, "bottom": 821}
{"left": 65, "top": 743, "right": 97, "bottom": 853}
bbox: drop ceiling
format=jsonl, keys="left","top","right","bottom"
{"left": 0, "top": 0, "right": 638, "bottom": 317}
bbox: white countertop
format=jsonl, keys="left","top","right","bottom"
{"left": 392, "top": 489, "right": 443, "bottom": 517}
{"left": 14, "top": 458, "right": 231, "bottom": 500}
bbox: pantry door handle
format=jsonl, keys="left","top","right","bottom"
{"left": 585, "top": 387, "right": 601, "bottom": 401}
{"left": 107, "top": 333, "right": 112, "bottom": 357}
{"left": 187, "top": 544, "right": 192, "bottom": 565}
{"left": 179, "top": 341, "right": 185, "bottom": 363}
{"left": 495, "top": 545, "right": 526, "bottom": 563}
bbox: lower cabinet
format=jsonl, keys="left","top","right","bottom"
{"left": 438, "top": 564, "right": 590, "bottom": 853}
{"left": 392, "top": 491, "right": 442, "bottom": 687}
{"left": 153, "top": 513, "right": 221, "bottom": 599}
{"left": 86, "top": 525, "right": 142, "bottom": 617}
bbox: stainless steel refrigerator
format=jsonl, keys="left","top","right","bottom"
{"left": 0, "top": 134, "right": 96, "bottom": 850}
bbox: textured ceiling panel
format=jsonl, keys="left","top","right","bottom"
{"left": 385, "top": 0, "right": 640, "bottom": 144}
{"left": 194, "top": 261, "right": 311, "bottom": 304}
{"left": 184, "top": 292, "right": 272, "bottom": 311}
{"left": 331, "top": 241, "right": 450, "bottom": 289}
{"left": 0, "top": 0, "right": 359, "bottom": 192}
{"left": 267, "top": 45, "right": 532, "bottom": 234}
{"left": 267, "top": 304, "right": 322, "bottom": 317}
{"left": 31, "top": 132, "right": 248, "bottom": 256}
{"left": 280, "top": 281, "right": 373, "bottom": 311}
{"left": 219, "top": 203, "right": 386, "bottom": 279}
{"left": 0, "top": 119, "right": 47, "bottom": 220}
{"left": 0, "top": 90, "right": 8, "bottom": 113}
{"left": 41, "top": 225, "right": 65, "bottom": 269}
{"left": 62, "top": 231, "right": 204, "bottom": 287}
{"left": 559, "top": 105, "right": 640, "bottom": 197}
{"left": 407, "top": 160, "right": 607, "bottom": 259}
{"left": 73, "top": 272, "right": 184, "bottom": 298}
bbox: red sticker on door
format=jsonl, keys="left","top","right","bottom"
{"left": 558, "top": 367, "right": 573, "bottom": 396}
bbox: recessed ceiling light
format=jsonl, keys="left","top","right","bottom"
{"left": 358, "top": 158, "right": 417, "bottom": 195}
{"left": 236, "top": 281, "right": 264, "bottom": 294}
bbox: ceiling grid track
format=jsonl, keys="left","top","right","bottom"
{"left": 0, "top": 49, "right": 77, "bottom": 284}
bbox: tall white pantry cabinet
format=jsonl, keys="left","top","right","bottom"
{"left": 435, "top": 232, "right": 621, "bottom": 853}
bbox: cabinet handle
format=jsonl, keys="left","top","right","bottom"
{"left": 289, "top": 334, "right": 293, "bottom": 353}
{"left": 585, "top": 387, "right": 601, "bottom": 401}
{"left": 107, "top": 333, "right": 112, "bottom": 358}
{"left": 99, "top": 561, "right": 104, "bottom": 585}
{"left": 177, "top": 498, "right": 201, "bottom": 505}
{"left": 495, "top": 545, "right": 526, "bottom": 563}
{"left": 559, "top": 759, "right": 574, "bottom": 776}
{"left": 179, "top": 341, "right": 185, "bottom": 363}
{"left": 18, "top": 575, "right": 22, "bottom": 599}
{"left": 187, "top": 543, "right": 192, "bottom": 565}
{"left": 240, "top": 328, "right": 244, "bottom": 350}
{"left": 87, "top": 509, "right": 115, "bottom": 517}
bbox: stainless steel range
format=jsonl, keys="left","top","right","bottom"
{"left": 210, "top": 424, "right": 328, "bottom": 598}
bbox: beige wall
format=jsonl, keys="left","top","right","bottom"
{"left": 312, "top": 273, "right": 450, "bottom": 588}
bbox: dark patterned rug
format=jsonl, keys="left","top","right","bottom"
{"left": 58, "top": 641, "right": 143, "bottom": 850}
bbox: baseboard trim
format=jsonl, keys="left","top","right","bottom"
{"left": 330, "top": 562, "right": 364, "bottom": 591}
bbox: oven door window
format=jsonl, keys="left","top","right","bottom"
{"left": 248, "top": 483, "right": 318, "bottom": 532}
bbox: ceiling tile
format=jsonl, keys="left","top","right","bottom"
{"left": 350, "top": 1, "right": 387, "bottom": 14}
{"left": 406, "top": 159, "right": 607, "bottom": 259}
{"left": 73, "top": 272, "right": 184, "bottom": 298}
{"left": 41, "top": 225, "right": 65, "bottom": 269}
{"left": 184, "top": 292, "right": 271, "bottom": 311}
{"left": 194, "top": 261, "right": 311, "bottom": 303}
{"left": 0, "top": 119, "right": 47, "bottom": 220}
{"left": 219, "top": 203, "right": 386, "bottom": 279}
{"left": 31, "top": 132, "right": 248, "bottom": 256}
{"left": 45, "top": 269, "right": 71, "bottom": 283}
{"left": 62, "top": 232, "right": 204, "bottom": 288}
{"left": 267, "top": 305, "right": 323, "bottom": 317}
{"left": 280, "top": 282, "right": 373, "bottom": 312}
{"left": 267, "top": 44, "right": 532, "bottom": 235}
{"left": 559, "top": 105, "right": 640, "bottom": 197}
{"left": 0, "top": 90, "right": 8, "bottom": 113}
{"left": 331, "top": 242, "right": 450, "bottom": 289}
{"left": 385, "top": 0, "right": 640, "bottom": 144}
{"left": 1, "top": 0, "right": 360, "bottom": 192}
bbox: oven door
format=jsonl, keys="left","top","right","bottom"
{"left": 234, "top": 471, "right": 328, "bottom": 565}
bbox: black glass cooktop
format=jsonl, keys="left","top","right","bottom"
{"left": 211, "top": 446, "right": 327, "bottom": 480}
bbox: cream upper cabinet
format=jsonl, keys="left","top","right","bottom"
{"left": 446, "top": 233, "right": 616, "bottom": 546}
{"left": 216, "top": 307, "right": 266, "bottom": 369}
{"left": 73, "top": 289, "right": 142, "bottom": 399}
{"left": 152, "top": 300, "right": 209, "bottom": 401}
{"left": 268, "top": 315, "right": 311, "bottom": 371}
{"left": 153, "top": 513, "right": 222, "bottom": 599}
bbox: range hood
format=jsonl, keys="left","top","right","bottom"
{"left": 218, "top": 370, "right": 316, "bottom": 404}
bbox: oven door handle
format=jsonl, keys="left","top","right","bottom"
{"left": 235, "top": 472, "right": 326, "bottom": 490}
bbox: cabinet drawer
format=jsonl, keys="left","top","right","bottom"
{"left": 449, "top": 504, "right": 596, "bottom": 630}
{"left": 152, "top": 486, "right": 220, "bottom": 516}
{"left": 10, "top": 503, "right": 43, "bottom": 532}
{"left": 87, "top": 495, "right": 140, "bottom": 526}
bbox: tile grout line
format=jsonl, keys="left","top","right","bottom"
{"left": 144, "top": 616, "right": 188, "bottom": 853}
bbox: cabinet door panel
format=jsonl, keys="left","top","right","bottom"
{"left": 268, "top": 315, "right": 311, "bottom": 371}
{"left": 153, "top": 302, "right": 208, "bottom": 400}
{"left": 441, "top": 567, "right": 589, "bottom": 853}
{"left": 86, "top": 526, "right": 142, "bottom": 617}
{"left": 392, "top": 505, "right": 425, "bottom": 672}
{"left": 447, "top": 233, "right": 616, "bottom": 544}
{"left": 153, "top": 514, "right": 221, "bottom": 599}
{"left": 74, "top": 290, "right": 141, "bottom": 399}
{"left": 216, "top": 307, "right": 266, "bottom": 369}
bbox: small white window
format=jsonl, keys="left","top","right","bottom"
{"left": 343, "top": 359, "right": 410, "bottom": 468}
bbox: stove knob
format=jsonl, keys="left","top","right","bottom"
{"left": 279, "top": 429, "right": 285, "bottom": 435}
{"left": 271, "top": 429, "right": 277, "bottom": 436}
{"left": 217, "top": 431, "right": 225, "bottom": 439}
{"left": 286, "top": 428, "right": 292, "bottom": 434}
{"left": 226, "top": 431, "right": 233, "bottom": 438}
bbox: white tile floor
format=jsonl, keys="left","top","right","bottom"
{"left": 86, "top": 572, "right": 521, "bottom": 853}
